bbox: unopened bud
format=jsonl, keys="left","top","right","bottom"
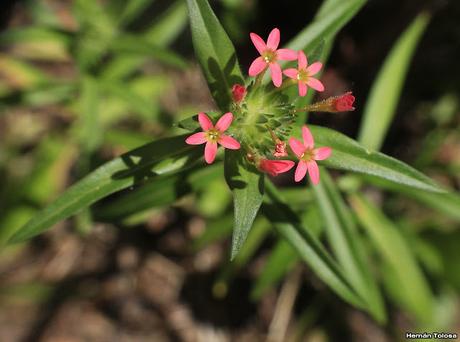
{"left": 333, "top": 92, "right": 355, "bottom": 112}
{"left": 258, "top": 159, "right": 294, "bottom": 176}
{"left": 232, "top": 84, "right": 246, "bottom": 103}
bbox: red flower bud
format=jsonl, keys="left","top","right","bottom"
{"left": 232, "top": 84, "right": 246, "bottom": 103}
{"left": 333, "top": 92, "right": 355, "bottom": 112}
{"left": 258, "top": 159, "right": 294, "bottom": 176}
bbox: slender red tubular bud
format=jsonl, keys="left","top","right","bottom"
{"left": 232, "top": 84, "right": 246, "bottom": 103}
{"left": 295, "top": 91, "right": 356, "bottom": 113}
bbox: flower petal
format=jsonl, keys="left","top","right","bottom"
{"left": 283, "top": 68, "right": 298, "bottom": 79}
{"left": 306, "top": 78, "right": 324, "bottom": 92}
{"left": 294, "top": 161, "right": 308, "bottom": 182}
{"left": 198, "top": 112, "right": 213, "bottom": 131}
{"left": 215, "top": 112, "right": 233, "bottom": 132}
{"left": 249, "top": 57, "right": 267, "bottom": 77}
{"left": 302, "top": 125, "right": 314, "bottom": 149}
{"left": 272, "top": 160, "right": 295, "bottom": 174}
{"left": 307, "top": 161, "right": 320, "bottom": 185}
{"left": 219, "top": 135, "right": 240, "bottom": 150}
{"left": 306, "top": 62, "right": 322, "bottom": 75}
{"left": 277, "top": 49, "right": 297, "bottom": 61}
{"left": 204, "top": 141, "right": 218, "bottom": 164}
{"left": 298, "top": 82, "right": 307, "bottom": 97}
{"left": 185, "top": 132, "right": 206, "bottom": 145}
{"left": 267, "top": 28, "right": 280, "bottom": 50}
{"left": 269, "top": 62, "right": 283, "bottom": 87}
{"left": 314, "top": 147, "right": 332, "bottom": 160}
{"left": 298, "top": 50, "right": 307, "bottom": 69}
{"left": 250, "top": 32, "right": 267, "bottom": 55}
{"left": 289, "top": 137, "right": 306, "bottom": 158}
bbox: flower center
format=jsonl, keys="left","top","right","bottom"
{"left": 297, "top": 68, "right": 310, "bottom": 82}
{"left": 206, "top": 129, "right": 221, "bottom": 142}
{"left": 262, "top": 50, "right": 277, "bottom": 64}
{"left": 300, "top": 149, "right": 315, "bottom": 162}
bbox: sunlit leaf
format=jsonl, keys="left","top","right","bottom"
{"left": 186, "top": 0, "right": 244, "bottom": 110}
{"left": 358, "top": 13, "right": 430, "bottom": 150}
{"left": 225, "top": 150, "right": 264, "bottom": 260}
{"left": 306, "top": 125, "right": 443, "bottom": 193}
{"left": 8, "top": 135, "right": 197, "bottom": 243}
{"left": 314, "top": 170, "right": 386, "bottom": 323}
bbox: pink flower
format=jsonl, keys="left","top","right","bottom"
{"left": 289, "top": 125, "right": 331, "bottom": 185}
{"left": 232, "top": 84, "right": 246, "bottom": 103}
{"left": 283, "top": 51, "right": 324, "bottom": 96}
{"left": 185, "top": 112, "right": 240, "bottom": 164}
{"left": 333, "top": 92, "right": 355, "bottom": 112}
{"left": 249, "top": 28, "right": 297, "bottom": 87}
{"left": 258, "top": 159, "right": 295, "bottom": 176}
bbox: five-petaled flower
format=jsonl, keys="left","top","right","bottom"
{"left": 249, "top": 28, "right": 297, "bottom": 87}
{"left": 185, "top": 112, "right": 241, "bottom": 164}
{"left": 258, "top": 159, "right": 295, "bottom": 176}
{"left": 283, "top": 51, "right": 324, "bottom": 96}
{"left": 333, "top": 92, "right": 355, "bottom": 112}
{"left": 289, "top": 125, "right": 331, "bottom": 185}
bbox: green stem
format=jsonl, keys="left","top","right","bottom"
{"left": 253, "top": 68, "right": 267, "bottom": 90}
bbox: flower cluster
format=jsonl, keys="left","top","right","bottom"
{"left": 185, "top": 28, "right": 356, "bottom": 185}
{"left": 249, "top": 28, "right": 324, "bottom": 95}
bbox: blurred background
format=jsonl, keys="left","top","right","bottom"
{"left": 0, "top": 0, "right": 459, "bottom": 341}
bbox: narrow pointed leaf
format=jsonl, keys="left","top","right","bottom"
{"left": 358, "top": 13, "right": 430, "bottom": 150}
{"left": 224, "top": 150, "right": 264, "bottom": 260}
{"left": 313, "top": 170, "right": 386, "bottom": 323}
{"left": 186, "top": 0, "right": 244, "bottom": 110}
{"left": 283, "top": 0, "right": 366, "bottom": 67}
{"left": 8, "top": 135, "right": 197, "bottom": 243}
{"left": 349, "top": 194, "right": 434, "bottom": 324}
{"left": 305, "top": 125, "right": 443, "bottom": 193}
{"left": 264, "top": 181, "right": 365, "bottom": 308}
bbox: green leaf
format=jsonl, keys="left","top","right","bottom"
{"left": 186, "top": 0, "right": 244, "bottom": 110}
{"left": 358, "top": 13, "right": 430, "bottom": 150}
{"left": 177, "top": 111, "right": 222, "bottom": 131}
{"left": 119, "top": 0, "right": 155, "bottom": 27}
{"left": 8, "top": 135, "right": 197, "bottom": 244}
{"left": 284, "top": 0, "right": 365, "bottom": 116}
{"left": 349, "top": 193, "right": 434, "bottom": 325}
{"left": 313, "top": 170, "right": 386, "bottom": 323}
{"left": 361, "top": 175, "right": 460, "bottom": 222}
{"left": 96, "top": 164, "right": 221, "bottom": 221}
{"left": 263, "top": 181, "right": 365, "bottom": 308}
{"left": 78, "top": 76, "right": 100, "bottom": 153}
{"left": 224, "top": 150, "right": 264, "bottom": 260}
{"left": 99, "top": 80, "right": 157, "bottom": 120}
{"left": 73, "top": 0, "right": 117, "bottom": 70}
{"left": 284, "top": 0, "right": 366, "bottom": 66}
{"left": 110, "top": 34, "right": 187, "bottom": 69}
{"left": 144, "top": 0, "right": 188, "bottom": 47}
{"left": 305, "top": 125, "right": 443, "bottom": 193}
